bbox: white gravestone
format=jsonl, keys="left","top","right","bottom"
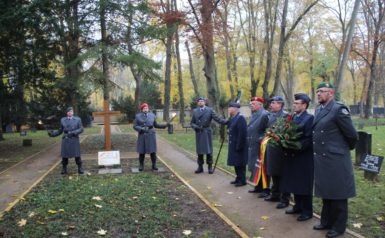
{"left": 98, "top": 151, "right": 122, "bottom": 174}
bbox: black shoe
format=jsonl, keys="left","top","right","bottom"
{"left": 326, "top": 230, "right": 343, "bottom": 238}
{"left": 78, "top": 167, "right": 84, "bottom": 174}
{"left": 152, "top": 165, "right": 158, "bottom": 171}
{"left": 297, "top": 215, "right": 312, "bottom": 221}
{"left": 248, "top": 188, "right": 262, "bottom": 193}
{"left": 61, "top": 167, "right": 68, "bottom": 175}
{"left": 230, "top": 180, "right": 237, "bottom": 184}
{"left": 234, "top": 182, "right": 247, "bottom": 187}
{"left": 208, "top": 165, "right": 213, "bottom": 174}
{"left": 285, "top": 208, "right": 301, "bottom": 214}
{"left": 276, "top": 202, "right": 289, "bottom": 209}
{"left": 139, "top": 164, "right": 144, "bottom": 172}
{"left": 313, "top": 224, "right": 331, "bottom": 230}
{"left": 258, "top": 193, "right": 269, "bottom": 198}
{"left": 195, "top": 166, "right": 203, "bottom": 174}
{"left": 264, "top": 196, "right": 280, "bottom": 202}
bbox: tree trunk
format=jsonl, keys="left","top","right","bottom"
{"left": 185, "top": 41, "right": 199, "bottom": 96}
{"left": 174, "top": 24, "right": 185, "bottom": 123}
{"left": 221, "top": 2, "right": 235, "bottom": 99}
{"left": 334, "top": 0, "right": 360, "bottom": 94}
{"left": 364, "top": 39, "right": 381, "bottom": 118}
{"left": 163, "top": 24, "right": 173, "bottom": 121}
{"left": 100, "top": 0, "right": 110, "bottom": 102}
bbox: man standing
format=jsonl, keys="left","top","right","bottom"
{"left": 227, "top": 102, "right": 248, "bottom": 186}
{"left": 280, "top": 93, "right": 314, "bottom": 222}
{"left": 191, "top": 96, "right": 227, "bottom": 174}
{"left": 246, "top": 96, "right": 270, "bottom": 197}
{"left": 48, "top": 107, "right": 84, "bottom": 174}
{"left": 133, "top": 103, "right": 168, "bottom": 171}
{"left": 264, "top": 96, "right": 290, "bottom": 209}
{"left": 312, "top": 82, "right": 358, "bottom": 238}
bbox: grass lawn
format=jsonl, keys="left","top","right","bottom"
{"left": 0, "top": 127, "right": 100, "bottom": 173}
{"left": 158, "top": 125, "right": 385, "bottom": 237}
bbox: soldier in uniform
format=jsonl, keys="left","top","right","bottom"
{"left": 191, "top": 96, "right": 227, "bottom": 174}
{"left": 133, "top": 103, "right": 169, "bottom": 171}
{"left": 312, "top": 82, "right": 358, "bottom": 238}
{"left": 48, "top": 107, "right": 84, "bottom": 174}
{"left": 264, "top": 96, "right": 290, "bottom": 209}
{"left": 226, "top": 102, "right": 248, "bottom": 186}
{"left": 280, "top": 93, "right": 314, "bottom": 222}
{"left": 246, "top": 96, "right": 270, "bottom": 197}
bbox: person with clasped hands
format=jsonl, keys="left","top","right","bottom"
{"left": 48, "top": 107, "right": 84, "bottom": 174}
{"left": 312, "top": 82, "right": 358, "bottom": 238}
{"left": 133, "top": 103, "right": 169, "bottom": 171}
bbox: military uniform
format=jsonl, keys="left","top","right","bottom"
{"left": 313, "top": 99, "right": 358, "bottom": 234}
{"left": 227, "top": 109, "right": 248, "bottom": 186}
{"left": 191, "top": 105, "right": 227, "bottom": 173}
{"left": 49, "top": 111, "right": 84, "bottom": 174}
{"left": 133, "top": 111, "right": 167, "bottom": 171}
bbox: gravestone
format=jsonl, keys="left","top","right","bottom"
{"left": 22, "top": 139, "right": 32, "bottom": 146}
{"left": 360, "top": 154, "right": 383, "bottom": 181}
{"left": 5, "top": 124, "right": 13, "bottom": 133}
{"left": 20, "top": 131, "right": 27, "bottom": 136}
{"left": 355, "top": 131, "right": 372, "bottom": 165}
{"left": 98, "top": 150, "right": 122, "bottom": 174}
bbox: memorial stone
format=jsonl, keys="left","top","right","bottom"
{"left": 355, "top": 131, "right": 372, "bottom": 165}
{"left": 98, "top": 150, "right": 122, "bottom": 174}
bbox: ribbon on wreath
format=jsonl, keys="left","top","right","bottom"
{"left": 251, "top": 136, "right": 271, "bottom": 188}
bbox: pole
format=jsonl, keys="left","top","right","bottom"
{"left": 212, "top": 136, "right": 225, "bottom": 173}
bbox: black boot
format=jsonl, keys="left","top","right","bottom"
{"left": 61, "top": 158, "right": 68, "bottom": 174}
{"left": 139, "top": 154, "right": 145, "bottom": 171}
{"left": 195, "top": 164, "right": 203, "bottom": 173}
{"left": 151, "top": 153, "right": 158, "bottom": 171}
{"left": 75, "top": 157, "right": 84, "bottom": 174}
{"left": 208, "top": 164, "right": 213, "bottom": 174}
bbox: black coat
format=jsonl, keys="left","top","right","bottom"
{"left": 247, "top": 109, "right": 269, "bottom": 172}
{"left": 227, "top": 113, "right": 248, "bottom": 166}
{"left": 313, "top": 100, "right": 358, "bottom": 199}
{"left": 133, "top": 112, "right": 167, "bottom": 154}
{"left": 280, "top": 111, "right": 314, "bottom": 195}
{"left": 266, "top": 109, "right": 288, "bottom": 176}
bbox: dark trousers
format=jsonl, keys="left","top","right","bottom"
{"left": 321, "top": 199, "right": 348, "bottom": 233}
{"left": 234, "top": 166, "right": 246, "bottom": 184}
{"left": 254, "top": 175, "right": 271, "bottom": 194}
{"left": 271, "top": 175, "right": 290, "bottom": 204}
{"left": 293, "top": 194, "right": 313, "bottom": 217}
{"left": 139, "top": 153, "right": 157, "bottom": 163}
{"left": 197, "top": 154, "right": 213, "bottom": 165}
{"left": 62, "top": 157, "right": 82, "bottom": 166}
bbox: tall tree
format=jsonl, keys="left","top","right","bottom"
{"left": 185, "top": 41, "right": 199, "bottom": 96}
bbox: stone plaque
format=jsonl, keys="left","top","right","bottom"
{"left": 98, "top": 151, "right": 120, "bottom": 166}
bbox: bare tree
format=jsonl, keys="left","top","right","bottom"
{"left": 185, "top": 41, "right": 199, "bottom": 96}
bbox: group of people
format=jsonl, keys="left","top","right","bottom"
{"left": 188, "top": 82, "right": 358, "bottom": 238}
{"left": 50, "top": 82, "right": 357, "bottom": 238}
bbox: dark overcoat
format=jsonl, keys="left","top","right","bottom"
{"left": 266, "top": 109, "right": 288, "bottom": 176}
{"left": 280, "top": 111, "right": 314, "bottom": 195}
{"left": 190, "top": 106, "right": 226, "bottom": 155}
{"left": 227, "top": 113, "right": 248, "bottom": 166}
{"left": 247, "top": 109, "right": 269, "bottom": 172}
{"left": 51, "top": 116, "right": 83, "bottom": 158}
{"left": 313, "top": 100, "right": 358, "bottom": 199}
{"left": 133, "top": 112, "right": 167, "bottom": 154}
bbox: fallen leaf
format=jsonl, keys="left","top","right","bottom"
{"left": 95, "top": 204, "right": 103, "bottom": 208}
{"left": 48, "top": 210, "right": 58, "bottom": 214}
{"left": 226, "top": 192, "right": 234, "bottom": 194}
{"left": 259, "top": 227, "right": 266, "bottom": 230}
{"left": 17, "top": 219, "right": 27, "bottom": 227}
{"left": 182, "top": 230, "right": 192, "bottom": 236}
{"left": 152, "top": 197, "right": 157, "bottom": 200}
{"left": 132, "top": 196, "right": 138, "bottom": 200}
{"left": 376, "top": 216, "right": 384, "bottom": 221}
{"left": 207, "top": 186, "right": 211, "bottom": 190}
{"left": 97, "top": 229, "right": 107, "bottom": 236}
{"left": 261, "top": 216, "right": 269, "bottom": 220}
{"left": 213, "top": 203, "right": 222, "bottom": 207}
{"left": 28, "top": 212, "right": 35, "bottom": 218}
{"left": 68, "top": 225, "right": 76, "bottom": 229}
{"left": 68, "top": 176, "right": 73, "bottom": 180}
{"left": 58, "top": 209, "right": 65, "bottom": 212}
{"left": 86, "top": 172, "right": 92, "bottom": 176}
{"left": 175, "top": 197, "right": 180, "bottom": 200}
{"left": 353, "top": 223, "right": 362, "bottom": 228}
{"left": 61, "top": 232, "right": 68, "bottom": 236}
{"left": 92, "top": 196, "right": 102, "bottom": 201}
{"left": 237, "top": 196, "right": 242, "bottom": 199}
{"left": 37, "top": 221, "right": 45, "bottom": 225}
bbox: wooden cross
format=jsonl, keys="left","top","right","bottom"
{"left": 92, "top": 100, "right": 121, "bottom": 150}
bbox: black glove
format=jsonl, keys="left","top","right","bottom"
{"left": 48, "top": 130, "right": 53, "bottom": 137}
{"left": 67, "top": 131, "right": 75, "bottom": 138}
{"left": 63, "top": 130, "right": 68, "bottom": 134}
{"left": 141, "top": 126, "right": 149, "bottom": 133}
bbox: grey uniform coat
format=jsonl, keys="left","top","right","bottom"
{"left": 133, "top": 112, "right": 167, "bottom": 154}
{"left": 190, "top": 107, "right": 226, "bottom": 155}
{"left": 247, "top": 109, "right": 269, "bottom": 173}
{"left": 266, "top": 109, "right": 288, "bottom": 176}
{"left": 227, "top": 113, "right": 248, "bottom": 166}
{"left": 51, "top": 116, "right": 83, "bottom": 158}
{"left": 313, "top": 100, "right": 358, "bottom": 199}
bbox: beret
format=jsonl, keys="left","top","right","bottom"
{"left": 294, "top": 93, "right": 311, "bottom": 103}
{"left": 250, "top": 96, "right": 264, "bottom": 103}
{"left": 228, "top": 102, "right": 241, "bottom": 108}
{"left": 140, "top": 103, "right": 149, "bottom": 110}
{"left": 317, "top": 82, "right": 334, "bottom": 89}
